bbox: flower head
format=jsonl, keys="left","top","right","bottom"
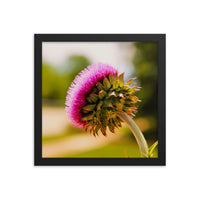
{"left": 65, "top": 63, "right": 140, "bottom": 136}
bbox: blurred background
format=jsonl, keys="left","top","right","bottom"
{"left": 42, "top": 42, "right": 158, "bottom": 158}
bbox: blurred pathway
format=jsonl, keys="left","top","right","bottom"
{"left": 42, "top": 106, "right": 69, "bottom": 136}
{"left": 42, "top": 106, "right": 151, "bottom": 157}
{"left": 42, "top": 132, "right": 123, "bottom": 157}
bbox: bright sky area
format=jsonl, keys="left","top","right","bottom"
{"left": 42, "top": 42, "right": 136, "bottom": 78}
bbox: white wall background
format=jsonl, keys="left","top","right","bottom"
{"left": 0, "top": 1, "right": 200, "bottom": 200}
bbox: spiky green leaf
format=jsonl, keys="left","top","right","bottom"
{"left": 118, "top": 73, "right": 124, "bottom": 87}
{"left": 82, "top": 104, "right": 96, "bottom": 111}
{"left": 96, "top": 82, "right": 104, "bottom": 91}
{"left": 87, "top": 93, "right": 99, "bottom": 103}
{"left": 109, "top": 74, "right": 115, "bottom": 85}
{"left": 98, "top": 90, "right": 107, "bottom": 100}
{"left": 97, "top": 101, "right": 103, "bottom": 110}
{"left": 81, "top": 113, "right": 94, "bottom": 121}
{"left": 103, "top": 100, "right": 113, "bottom": 108}
{"left": 126, "top": 78, "right": 135, "bottom": 86}
{"left": 149, "top": 141, "right": 158, "bottom": 157}
{"left": 103, "top": 77, "right": 111, "bottom": 91}
{"left": 112, "top": 80, "right": 119, "bottom": 89}
{"left": 130, "top": 95, "right": 139, "bottom": 103}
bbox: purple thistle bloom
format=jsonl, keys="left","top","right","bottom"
{"left": 66, "top": 63, "right": 139, "bottom": 136}
{"left": 65, "top": 63, "right": 117, "bottom": 128}
{"left": 65, "top": 63, "right": 149, "bottom": 158}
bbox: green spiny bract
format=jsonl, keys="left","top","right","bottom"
{"left": 81, "top": 72, "right": 140, "bottom": 136}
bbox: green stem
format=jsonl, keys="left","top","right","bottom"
{"left": 117, "top": 111, "right": 149, "bottom": 158}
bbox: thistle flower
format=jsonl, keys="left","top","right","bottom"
{"left": 65, "top": 63, "right": 140, "bottom": 136}
{"left": 65, "top": 63, "right": 158, "bottom": 158}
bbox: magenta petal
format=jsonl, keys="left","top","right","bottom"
{"left": 65, "top": 63, "right": 118, "bottom": 127}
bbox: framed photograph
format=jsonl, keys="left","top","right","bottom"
{"left": 34, "top": 34, "right": 165, "bottom": 166}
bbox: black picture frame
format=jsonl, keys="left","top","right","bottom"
{"left": 34, "top": 34, "right": 166, "bottom": 166}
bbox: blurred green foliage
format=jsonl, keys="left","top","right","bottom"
{"left": 42, "top": 63, "right": 65, "bottom": 100}
{"left": 132, "top": 42, "right": 158, "bottom": 138}
{"left": 61, "top": 55, "right": 90, "bottom": 86}
{"left": 42, "top": 55, "right": 90, "bottom": 103}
